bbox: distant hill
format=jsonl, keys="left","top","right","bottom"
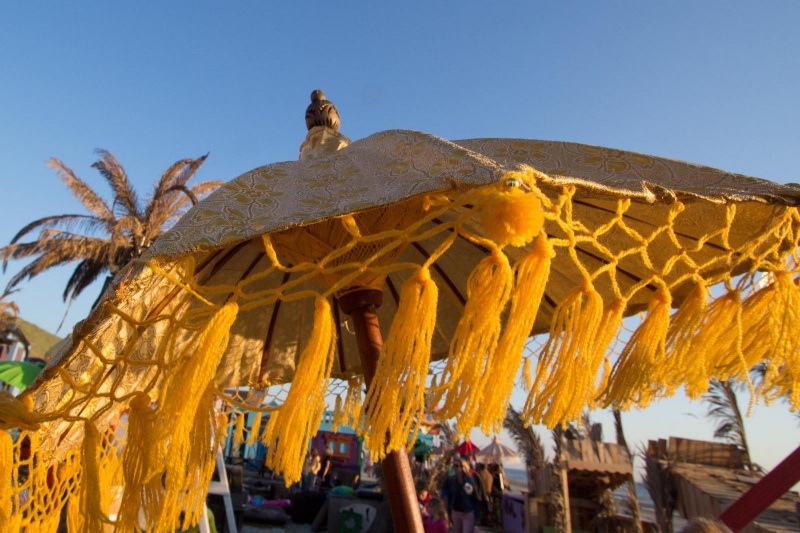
{"left": 17, "top": 319, "right": 62, "bottom": 361}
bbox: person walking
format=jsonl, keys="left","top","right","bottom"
{"left": 423, "top": 497, "right": 449, "bottom": 533}
{"left": 441, "top": 458, "right": 480, "bottom": 533}
{"left": 301, "top": 448, "right": 321, "bottom": 491}
{"left": 476, "top": 463, "right": 494, "bottom": 526}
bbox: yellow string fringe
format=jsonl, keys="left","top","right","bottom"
{"left": 3, "top": 173, "right": 800, "bottom": 531}
{"left": 603, "top": 285, "right": 673, "bottom": 409}
{"left": 261, "top": 296, "right": 336, "bottom": 484}
{"left": 523, "top": 280, "right": 605, "bottom": 426}
{"left": 478, "top": 234, "right": 553, "bottom": 434}
{"left": 332, "top": 377, "right": 363, "bottom": 431}
{"left": 362, "top": 267, "right": 438, "bottom": 460}
{"left": 436, "top": 248, "right": 513, "bottom": 435}
{"left": 0, "top": 430, "right": 18, "bottom": 531}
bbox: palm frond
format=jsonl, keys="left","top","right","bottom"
{"left": 702, "top": 379, "right": 752, "bottom": 468}
{"left": 145, "top": 156, "right": 213, "bottom": 232}
{"left": 188, "top": 180, "right": 223, "bottom": 196}
{"left": 0, "top": 291, "right": 22, "bottom": 336}
{"left": 6, "top": 214, "right": 110, "bottom": 247}
{"left": 63, "top": 259, "right": 108, "bottom": 303}
{"left": 641, "top": 447, "right": 674, "bottom": 533}
{"left": 0, "top": 315, "right": 29, "bottom": 355}
{"left": 4, "top": 235, "right": 111, "bottom": 297}
{"left": 170, "top": 153, "right": 209, "bottom": 188}
{"left": 613, "top": 410, "right": 629, "bottom": 454}
{"left": 149, "top": 154, "right": 209, "bottom": 200}
{"left": 47, "top": 158, "right": 113, "bottom": 219}
{"left": 7, "top": 151, "right": 215, "bottom": 304}
{"left": 613, "top": 411, "right": 643, "bottom": 532}
{"left": 504, "top": 405, "right": 545, "bottom": 469}
{"left": 580, "top": 411, "right": 592, "bottom": 438}
{"left": 92, "top": 150, "right": 140, "bottom": 218}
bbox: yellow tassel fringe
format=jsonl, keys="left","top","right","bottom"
{"left": 6, "top": 175, "right": 800, "bottom": 531}
{"left": 362, "top": 267, "right": 438, "bottom": 460}
{"left": 437, "top": 248, "right": 513, "bottom": 434}
{"left": 153, "top": 300, "right": 239, "bottom": 531}
{"left": 523, "top": 280, "right": 604, "bottom": 426}
{"left": 262, "top": 296, "right": 336, "bottom": 484}
{"left": 477, "top": 173, "right": 545, "bottom": 247}
{"left": 0, "top": 430, "right": 18, "bottom": 531}
{"left": 247, "top": 412, "right": 263, "bottom": 447}
{"left": 604, "top": 285, "right": 673, "bottom": 409}
{"left": 477, "top": 234, "right": 553, "bottom": 434}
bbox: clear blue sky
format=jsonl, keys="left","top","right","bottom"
{"left": 1, "top": 3, "right": 798, "bottom": 477}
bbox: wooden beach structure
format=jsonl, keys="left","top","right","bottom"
{"left": 527, "top": 438, "right": 638, "bottom": 532}
{"left": 648, "top": 437, "right": 800, "bottom": 532}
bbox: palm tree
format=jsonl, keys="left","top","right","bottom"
{"left": 0, "top": 290, "right": 29, "bottom": 357}
{"left": 550, "top": 425, "right": 569, "bottom": 533}
{"left": 1, "top": 150, "right": 221, "bottom": 307}
{"left": 426, "top": 419, "right": 457, "bottom": 495}
{"left": 504, "top": 405, "right": 545, "bottom": 492}
{"left": 641, "top": 444, "right": 675, "bottom": 533}
{"left": 702, "top": 378, "right": 760, "bottom": 472}
{"left": 614, "top": 410, "right": 643, "bottom": 533}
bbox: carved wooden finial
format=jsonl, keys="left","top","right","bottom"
{"left": 305, "top": 90, "right": 340, "bottom": 132}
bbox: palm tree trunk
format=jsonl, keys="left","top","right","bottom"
{"left": 614, "top": 410, "right": 642, "bottom": 533}
{"left": 550, "top": 427, "right": 570, "bottom": 532}
{"left": 720, "top": 380, "right": 753, "bottom": 470}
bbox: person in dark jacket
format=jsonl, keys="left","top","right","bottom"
{"left": 441, "top": 458, "right": 480, "bottom": 533}
{"left": 475, "top": 463, "right": 494, "bottom": 526}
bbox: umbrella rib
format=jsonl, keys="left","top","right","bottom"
{"left": 202, "top": 241, "right": 253, "bottom": 283}
{"left": 385, "top": 276, "right": 400, "bottom": 306}
{"left": 542, "top": 292, "right": 557, "bottom": 309}
{"left": 431, "top": 218, "right": 492, "bottom": 255}
{"left": 331, "top": 295, "right": 348, "bottom": 374}
{"left": 223, "top": 251, "right": 265, "bottom": 304}
{"left": 258, "top": 269, "right": 292, "bottom": 383}
{"left": 410, "top": 241, "right": 467, "bottom": 305}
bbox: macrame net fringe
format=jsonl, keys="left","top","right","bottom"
{"left": 1, "top": 170, "right": 799, "bottom": 531}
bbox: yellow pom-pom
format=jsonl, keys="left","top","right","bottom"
{"left": 0, "top": 392, "right": 39, "bottom": 431}
{"left": 476, "top": 173, "right": 544, "bottom": 248}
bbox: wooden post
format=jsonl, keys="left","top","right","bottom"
{"left": 560, "top": 462, "right": 572, "bottom": 532}
{"left": 338, "top": 289, "right": 424, "bottom": 533}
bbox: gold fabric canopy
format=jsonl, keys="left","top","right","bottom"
{"left": 3, "top": 129, "right": 799, "bottom": 532}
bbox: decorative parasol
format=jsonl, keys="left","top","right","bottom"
{"left": 457, "top": 439, "right": 480, "bottom": 457}
{"left": 0, "top": 360, "right": 43, "bottom": 391}
{"left": 412, "top": 439, "right": 433, "bottom": 462}
{"left": 477, "top": 436, "right": 518, "bottom": 463}
{"left": 2, "top": 90, "right": 800, "bottom": 532}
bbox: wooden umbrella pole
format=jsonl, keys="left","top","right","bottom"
{"left": 339, "top": 289, "right": 424, "bottom": 533}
